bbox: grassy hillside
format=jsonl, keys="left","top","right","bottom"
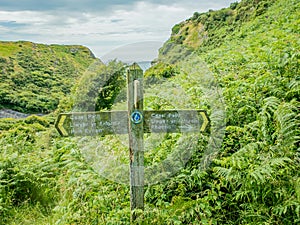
{"left": 152, "top": 0, "right": 300, "bottom": 224}
{"left": 0, "top": 41, "right": 97, "bottom": 113}
{"left": 159, "top": 0, "right": 277, "bottom": 62}
{"left": 0, "top": 0, "right": 299, "bottom": 224}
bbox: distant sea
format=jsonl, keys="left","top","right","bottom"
{"left": 136, "top": 61, "right": 152, "bottom": 71}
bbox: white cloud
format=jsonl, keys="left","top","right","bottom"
{"left": 0, "top": 0, "right": 233, "bottom": 60}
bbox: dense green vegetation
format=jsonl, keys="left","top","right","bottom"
{"left": 0, "top": 41, "right": 97, "bottom": 113}
{"left": 0, "top": 0, "right": 299, "bottom": 224}
{"left": 71, "top": 60, "right": 126, "bottom": 112}
{"left": 159, "top": 0, "right": 277, "bottom": 62}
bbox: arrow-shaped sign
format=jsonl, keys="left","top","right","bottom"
{"left": 55, "top": 114, "right": 68, "bottom": 136}
{"left": 55, "top": 110, "right": 210, "bottom": 137}
{"left": 199, "top": 111, "right": 210, "bottom": 132}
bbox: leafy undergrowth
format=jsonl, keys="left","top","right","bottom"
{"left": 0, "top": 0, "right": 299, "bottom": 224}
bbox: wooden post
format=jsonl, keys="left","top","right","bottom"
{"left": 55, "top": 62, "right": 210, "bottom": 223}
{"left": 127, "top": 63, "right": 144, "bottom": 222}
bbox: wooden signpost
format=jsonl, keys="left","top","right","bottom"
{"left": 55, "top": 63, "right": 210, "bottom": 222}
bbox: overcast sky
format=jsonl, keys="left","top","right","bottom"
{"left": 0, "top": 0, "right": 234, "bottom": 62}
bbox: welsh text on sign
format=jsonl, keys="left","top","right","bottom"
{"left": 55, "top": 110, "right": 210, "bottom": 137}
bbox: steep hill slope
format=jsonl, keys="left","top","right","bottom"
{"left": 159, "top": 0, "right": 277, "bottom": 62}
{"left": 0, "top": 0, "right": 299, "bottom": 224}
{"left": 0, "top": 41, "right": 97, "bottom": 113}
{"left": 149, "top": 0, "right": 300, "bottom": 224}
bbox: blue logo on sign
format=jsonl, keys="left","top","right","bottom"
{"left": 131, "top": 111, "right": 143, "bottom": 124}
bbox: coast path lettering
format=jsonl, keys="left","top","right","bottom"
{"left": 55, "top": 110, "right": 209, "bottom": 137}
